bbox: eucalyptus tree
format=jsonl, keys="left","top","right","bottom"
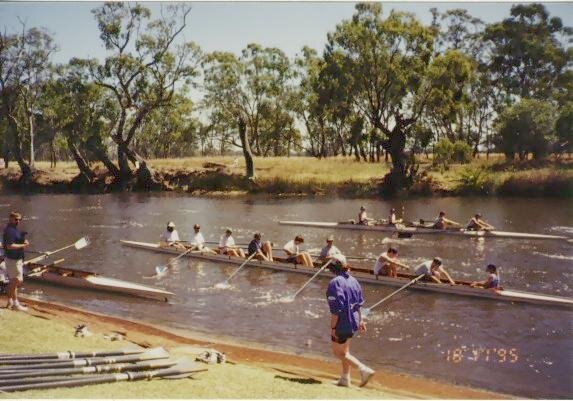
{"left": 325, "top": 3, "right": 435, "bottom": 190}
{"left": 484, "top": 3, "right": 572, "bottom": 102}
{"left": 0, "top": 24, "right": 56, "bottom": 182}
{"left": 83, "top": 3, "right": 201, "bottom": 188}
{"left": 202, "top": 44, "right": 293, "bottom": 178}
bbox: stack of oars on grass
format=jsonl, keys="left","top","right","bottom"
{"left": 0, "top": 347, "right": 206, "bottom": 393}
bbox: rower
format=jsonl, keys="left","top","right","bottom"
{"left": 414, "top": 258, "right": 456, "bottom": 285}
{"left": 218, "top": 228, "right": 245, "bottom": 258}
{"left": 357, "top": 206, "right": 374, "bottom": 226}
{"left": 159, "top": 222, "right": 185, "bottom": 250}
{"left": 388, "top": 208, "right": 403, "bottom": 226}
{"left": 283, "top": 235, "right": 313, "bottom": 267}
{"left": 319, "top": 235, "right": 342, "bottom": 262}
{"left": 432, "top": 211, "right": 461, "bottom": 230}
{"left": 248, "top": 233, "right": 273, "bottom": 262}
{"left": 373, "top": 247, "right": 410, "bottom": 278}
{"left": 471, "top": 264, "right": 500, "bottom": 289}
{"left": 466, "top": 214, "right": 495, "bottom": 231}
{"left": 190, "top": 224, "right": 216, "bottom": 254}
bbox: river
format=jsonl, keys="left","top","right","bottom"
{"left": 2, "top": 193, "right": 571, "bottom": 398}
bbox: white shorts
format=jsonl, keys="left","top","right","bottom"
{"left": 5, "top": 258, "right": 24, "bottom": 281}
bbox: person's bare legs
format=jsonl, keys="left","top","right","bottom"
{"left": 302, "top": 252, "right": 313, "bottom": 267}
{"left": 331, "top": 340, "right": 364, "bottom": 385}
{"left": 262, "top": 241, "right": 273, "bottom": 261}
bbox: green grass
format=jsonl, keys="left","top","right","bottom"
{"left": 0, "top": 310, "right": 395, "bottom": 399}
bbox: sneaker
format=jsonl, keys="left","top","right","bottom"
{"left": 12, "top": 301, "right": 27, "bottom": 312}
{"left": 334, "top": 376, "right": 350, "bottom": 387}
{"left": 359, "top": 366, "right": 375, "bottom": 387}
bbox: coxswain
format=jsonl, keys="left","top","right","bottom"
{"left": 466, "top": 214, "right": 495, "bottom": 231}
{"left": 319, "top": 235, "right": 342, "bottom": 262}
{"left": 159, "top": 221, "right": 185, "bottom": 250}
{"left": 432, "top": 211, "right": 461, "bottom": 230}
{"left": 247, "top": 233, "right": 273, "bottom": 261}
{"left": 414, "top": 257, "right": 455, "bottom": 285}
{"left": 283, "top": 235, "right": 313, "bottom": 267}
{"left": 3, "top": 212, "right": 30, "bottom": 311}
{"left": 326, "top": 253, "right": 375, "bottom": 387}
{"left": 190, "top": 224, "right": 216, "bottom": 254}
{"left": 373, "top": 247, "right": 410, "bottom": 278}
{"left": 218, "top": 228, "right": 245, "bottom": 258}
{"left": 471, "top": 264, "right": 500, "bottom": 289}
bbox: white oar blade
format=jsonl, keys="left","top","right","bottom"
{"left": 155, "top": 266, "right": 168, "bottom": 277}
{"left": 74, "top": 237, "right": 90, "bottom": 250}
{"left": 362, "top": 308, "right": 371, "bottom": 318}
{"left": 278, "top": 295, "right": 295, "bottom": 303}
{"left": 214, "top": 282, "right": 231, "bottom": 290}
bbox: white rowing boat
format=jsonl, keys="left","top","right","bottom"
{"left": 24, "top": 262, "right": 173, "bottom": 301}
{"left": 278, "top": 220, "right": 572, "bottom": 241}
{"left": 121, "top": 240, "right": 573, "bottom": 308}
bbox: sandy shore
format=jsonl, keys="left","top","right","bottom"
{"left": 0, "top": 295, "right": 514, "bottom": 399}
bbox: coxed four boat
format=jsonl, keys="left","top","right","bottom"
{"left": 278, "top": 220, "right": 572, "bottom": 241}
{"left": 22, "top": 261, "right": 173, "bottom": 301}
{"left": 121, "top": 240, "right": 573, "bottom": 308}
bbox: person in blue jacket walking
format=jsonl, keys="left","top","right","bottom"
{"left": 326, "top": 253, "right": 374, "bottom": 387}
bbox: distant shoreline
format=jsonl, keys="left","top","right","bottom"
{"left": 1, "top": 156, "right": 572, "bottom": 198}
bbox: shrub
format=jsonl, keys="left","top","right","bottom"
{"left": 452, "top": 140, "right": 473, "bottom": 164}
{"left": 457, "top": 166, "right": 495, "bottom": 194}
{"left": 432, "top": 139, "right": 454, "bottom": 169}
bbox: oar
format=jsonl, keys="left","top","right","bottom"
{"left": 0, "top": 348, "right": 145, "bottom": 362}
{"left": 214, "top": 252, "right": 258, "bottom": 289}
{"left": 362, "top": 274, "right": 425, "bottom": 317}
{"left": 280, "top": 259, "right": 334, "bottom": 303}
{"left": 24, "top": 237, "right": 90, "bottom": 265}
{"left": 0, "top": 348, "right": 169, "bottom": 371}
{"left": 0, "top": 358, "right": 206, "bottom": 393}
{"left": 0, "top": 360, "right": 177, "bottom": 384}
{"left": 154, "top": 248, "right": 196, "bottom": 277}
{"left": 308, "top": 253, "right": 376, "bottom": 261}
{"left": 25, "top": 259, "right": 65, "bottom": 278}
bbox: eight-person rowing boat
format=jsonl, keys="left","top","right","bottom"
{"left": 23, "top": 260, "right": 173, "bottom": 301}
{"left": 278, "top": 220, "right": 572, "bottom": 241}
{"left": 120, "top": 240, "right": 573, "bottom": 308}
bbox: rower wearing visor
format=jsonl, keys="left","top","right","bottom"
{"left": 159, "top": 221, "right": 185, "bottom": 250}
{"left": 319, "top": 235, "right": 342, "bottom": 262}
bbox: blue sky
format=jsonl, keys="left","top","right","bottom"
{"left": 0, "top": 2, "right": 571, "bottom": 64}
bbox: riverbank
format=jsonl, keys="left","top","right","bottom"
{"left": 1, "top": 156, "right": 572, "bottom": 197}
{"left": 0, "top": 296, "right": 510, "bottom": 399}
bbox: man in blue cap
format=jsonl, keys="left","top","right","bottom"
{"left": 326, "top": 253, "right": 374, "bottom": 387}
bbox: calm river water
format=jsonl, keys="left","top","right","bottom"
{"left": 1, "top": 194, "right": 571, "bottom": 397}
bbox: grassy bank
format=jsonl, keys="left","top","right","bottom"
{"left": 0, "top": 299, "right": 509, "bottom": 399}
{"left": 1, "top": 155, "right": 571, "bottom": 197}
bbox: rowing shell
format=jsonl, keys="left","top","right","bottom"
{"left": 121, "top": 240, "right": 573, "bottom": 308}
{"left": 278, "top": 221, "right": 572, "bottom": 241}
{"left": 24, "top": 262, "right": 173, "bottom": 301}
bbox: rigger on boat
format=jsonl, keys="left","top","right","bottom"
{"left": 121, "top": 240, "right": 573, "bottom": 308}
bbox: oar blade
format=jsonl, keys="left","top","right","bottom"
{"left": 362, "top": 307, "right": 371, "bottom": 318}
{"left": 155, "top": 266, "right": 168, "bottom": 277}
{"left": 214, "top": 282, "right": 231, "bottom": 290}
{"left": 74, "top": 237, "right": 90, "bottom": 250}
{"left": 278, "top": 295, "right": 295, "bottom": 303}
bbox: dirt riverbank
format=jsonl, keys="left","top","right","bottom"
{"left": 0, "top": 296, "right": 513, "bottom": 399}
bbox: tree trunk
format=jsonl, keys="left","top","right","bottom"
{"left": 85, "top": 135, "right": 121, "bottom": 180}
{"left": 117, "top": 146, "right": 132, "bottom": 180}
{"left": 68, "top": 141, "right": 95, "bottom": 183}
{"left": 238, "top": 117, "right": 254, "bottom": 178}
{"left": 28, "top": 112, "right": 35, "bottom": 167}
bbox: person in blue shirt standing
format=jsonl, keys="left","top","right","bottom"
{"left": 3, "top": 212, "right": 30, "bottom": 311}
{"left": 326, "top": 254, "right": 374, "bottom": 387}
